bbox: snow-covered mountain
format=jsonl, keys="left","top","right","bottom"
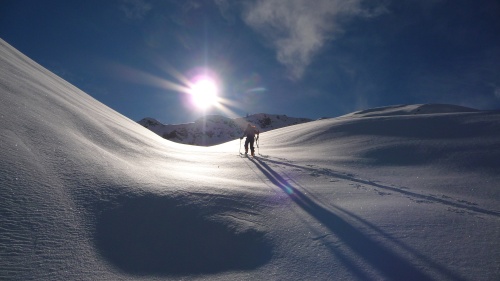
{"left": 1, "top": 38, "right": 500, "bottom": 281}
{"left": 138, "top": 114, "right": 312, "bottom": 146}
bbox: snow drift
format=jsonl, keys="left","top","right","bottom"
{"left": 0, "top": 38, "right": 273, "bottom": 280}
{"left": 1, "top": 38, "right": 499, "bottom": 281}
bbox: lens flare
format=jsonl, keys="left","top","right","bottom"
{"left": 108, "top": 55, "right": 253, "bottom": 118}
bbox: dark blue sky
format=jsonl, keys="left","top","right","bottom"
{"left": 1, "top": 0, "right": 499, "bottom": 124}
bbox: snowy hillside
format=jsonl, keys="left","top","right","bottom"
{"left": 138, "top": 114, "right": 312, "bottom": 146}
{"left": 1, "top": 38, "right": 500, "bottom": 281}
{"left": 341, "top": 103, "right": 479, "bottom": 118}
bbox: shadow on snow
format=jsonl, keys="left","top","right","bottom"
{"left": 250, "top": 157, "right": 467, "bottom": 281}
{"left": 261, "top": 158, "right": 499, "bottom": 218}
{"left": 94, "top": 195, "right": 272, "bottom": 276}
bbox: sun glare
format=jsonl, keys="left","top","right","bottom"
{"left": 190, "top": 78, "right": 218, "bottom": 109}
{"left": 118, "top": 59, "right": 240, "bottom": 116}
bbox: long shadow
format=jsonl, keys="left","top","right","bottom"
{"left": 257, "top": 158, "right": 469, "bottom": 281}
{"left": 332, "top": 205, "right": 467, "bottom": 281}
{"left": 260, "top": 158, "right": 499, "bottom": 217}
{"left": 250, "top": 157, "right": 434, "bottom": 280}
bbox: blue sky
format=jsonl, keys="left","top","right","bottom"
{"left": 1, "top": 0, "right": 499, "bottom": 124}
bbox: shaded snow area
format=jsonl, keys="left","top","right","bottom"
{"left": 138, "top": 114, "right": 312, "bottom": 146}
{"left": 1, "top": 38, "right": 499, "bottom": 281}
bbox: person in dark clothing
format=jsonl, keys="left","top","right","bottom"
{"left": 240, "top": 124, "right": 259, "bottom": 156}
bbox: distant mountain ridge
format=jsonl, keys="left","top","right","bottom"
{"left": 138, "top": 113, "right": 312, "bottom": 146}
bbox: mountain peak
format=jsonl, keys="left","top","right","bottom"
{"left": 138, "top": 113, "right": 312, "bottom": 146}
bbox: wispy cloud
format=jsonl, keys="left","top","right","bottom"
{"left": 242, "top": 0, "right": 387, "bottom": 80}
{"left": 495, "top": 86, "right": 500, "bottom": 99}
{"left": 120, "top": 0, "right": 152, "bottom": 20}
{"left": 214, "top": 0, "right": 237, "bottom": 24}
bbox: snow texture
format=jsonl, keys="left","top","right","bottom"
{"left": 138, "top": 114, "right": 312, "bottom": 146}
{"left": 1, "top": 38, "right": 499, "bottom": 280}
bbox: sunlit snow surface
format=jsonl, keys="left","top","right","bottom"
{"left": 1, "top": 38, "right": 499, "bottom": 280}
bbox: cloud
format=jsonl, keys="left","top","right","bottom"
{"left": 242, "top": 0, "right": 387, "bottom": 80}
{"left": 214, "top": 0, "right": 237, "bottom": 24}
{"left": 120, "top": 0, "right": 152, "bottom": 20}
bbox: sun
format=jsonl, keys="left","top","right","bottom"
{"left": 190, "top": 78, "right": 219, "bottom": 109}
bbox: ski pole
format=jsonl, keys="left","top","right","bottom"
{"left": 256, "top": 136, "right": 260, "bottom": 155}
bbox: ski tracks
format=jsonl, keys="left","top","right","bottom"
{"left": 256, "top": 156, "right": 500, "bottom": 219}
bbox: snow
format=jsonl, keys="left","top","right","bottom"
{"left": 1, "top": 38, "right": 499, "bottom": 281}
{"left": 341, "top": 104, "right": 479, "bottom": 118}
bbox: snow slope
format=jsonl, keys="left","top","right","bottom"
{"left": 138, "top": 114, "right": 312, "bottom": 146}
{"left": 341, "top": 104, "right": 479, "bottom": 118}
{"left": 1, "top": 38, "right": 499, "bottom": 281}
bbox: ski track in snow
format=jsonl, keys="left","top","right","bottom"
{"left": 256, "top": 156, "right": 499, "bottom": 218}
{"left": 241, "top": 156, "right": 465, "bottom": 281}
{"left": 242, "top": 154, "right": 497, "bottom": 281}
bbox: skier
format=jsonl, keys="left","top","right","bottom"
{"left": 240, "top": 123, "right": 259, "bottom": 157}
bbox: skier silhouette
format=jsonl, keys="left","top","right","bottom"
{"left": 240, "top": 124, "right": 259, "bottom": 156}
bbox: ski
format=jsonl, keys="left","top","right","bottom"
{"left": 239, "top": 152, "right": 256, "bottom": 159}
